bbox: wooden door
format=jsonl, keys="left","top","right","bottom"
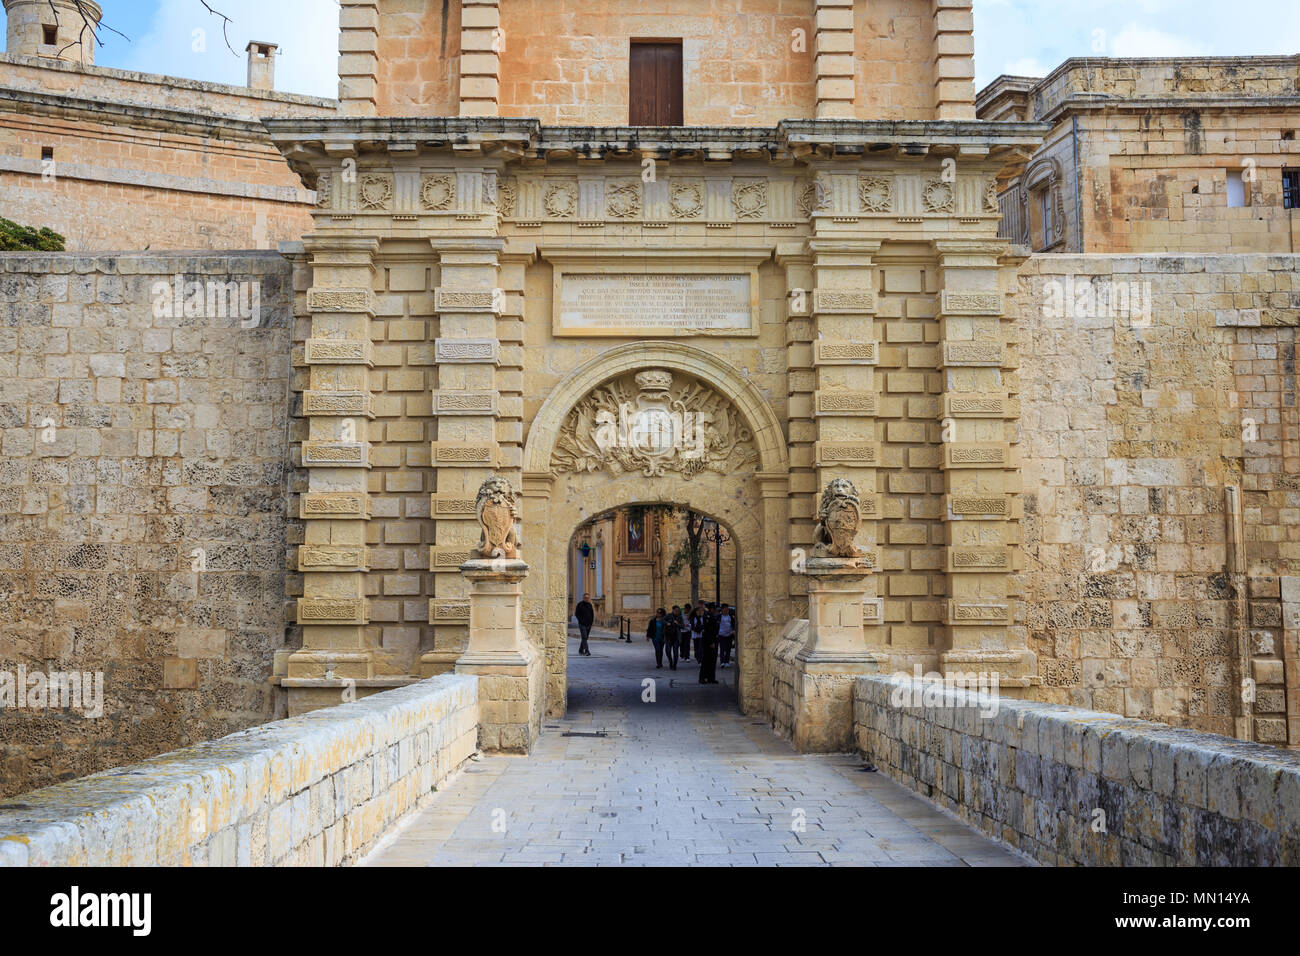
{"left": 629, "top": 42, "right": 683, "bottom": 126}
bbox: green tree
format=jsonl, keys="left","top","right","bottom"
{"left": 0, "top": 217, "right": 65, "bottom": 252}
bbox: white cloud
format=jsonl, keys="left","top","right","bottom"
{"left": 120, "top": 0, "right": 339, "bottom": 98}
{"left": 1107, "top": 24, "right": 1211, "bottom": 58}
{"left": 1000, "top": 57, "right": 1052, "bottom": 78}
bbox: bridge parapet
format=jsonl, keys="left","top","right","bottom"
{"left": 0, "top": 674, "right": 478, "bottom": 866}
{"left": 854, "top": 674, "right": 1300, "bottom": 866}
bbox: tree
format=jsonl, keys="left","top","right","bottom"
{"left": 666, "top": 509, "right": 710, "bottom": 607}
{"left": 56, "top": 0, "right": 241, "bottom": 59}
{"left": 0, "top": 216, "right": 65, "bottom": 251}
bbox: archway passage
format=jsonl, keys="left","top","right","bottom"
{"left": 521, "top": 342, "right": 792, "bottom": 722}
{"left": 566, "top": 504, "right": 742, "bottom": 712}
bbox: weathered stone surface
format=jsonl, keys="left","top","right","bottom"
{"left": 854, "top": 675, "right": 1300, "bottom": 866}
{"left": 0, "top": 674, "right": 478, "bottom": 867}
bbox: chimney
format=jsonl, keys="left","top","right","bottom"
{"left": 4, "top": 0, "right": 103, "bottom": 66}
{"left": 246, "top": 41, "right": 278, "bottom": 91}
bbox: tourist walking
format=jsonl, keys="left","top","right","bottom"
{"left": 718, "top": 604, "right": 735, "bottom": 666}
{"left": 574, "top": 593, "right": 595, "bottom": 657}
{"left": 679, "top": 603, "right": 693, "bottom": 661}
{"left": 647, "top": 608, "right": 667, "bottom": 668}
{"left": 664, "top": 605, "right": 681, "bottom": 669}
{"left": 690, "top": 604, "right": 705, "bottom": 663}
{"left": 698, "top": 603, "right": 720, "bottom": 684}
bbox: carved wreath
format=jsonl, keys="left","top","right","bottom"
{"left": 315, "top": 171, "right": 332, "bottom": 209}
{"left": 922, "top": 180, "right": 954, "bottom": 214}
{"left": 606, "top": 182, "right": 642, "bottom": 219}
{"left": 498, "top": 179, "right": 518, "bottom": 217}
{"left": 797, "top": 178, "right": 830, "bottom": 217}
{"left": 669, "top": 182, "right": 704, "bottom": 219}
{"left": 984, "top": 179, "right": 1000, "bottom": 214}
{"left": 359, "top": 175, "right": 393, "bottom": 211}
{"left": 732, "top": 181, "right": 768, "bottom": 220}
{"left": 544, "top": 182, "right": 577, "bottom": 218}
{"left": 421, "top": 175, "right": 455, "bottom": 211}
{"left": 859, "top": 176, "right": 893, "bottom": 213}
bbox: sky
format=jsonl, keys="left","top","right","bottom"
{"left": 84, "top": 0, "right": 1300, "bottom": 100}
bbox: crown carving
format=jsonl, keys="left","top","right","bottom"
{"left": 634, "top": 370, "right": 673, "bottom": 392}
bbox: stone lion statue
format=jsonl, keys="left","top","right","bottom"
{"left": 475, "top": 476, "right": 521, "bottom": 560}
{"left": 812, "top": 477, "right": 862, "bottom": 559}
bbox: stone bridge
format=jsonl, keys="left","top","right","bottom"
{"left": 3, "top": 630, "right": 1296, "bottom": 867}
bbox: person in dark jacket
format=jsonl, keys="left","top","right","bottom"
{"left": 698, "top": 603, "right": 720, "bottom": 684}
{"left": 647, "top": 608, "right": 667, "bottom": 668}
{"left": 663, "top": 605, "right": 681, "bottom": 670}
{"left": 574, "top": 593, "right": 595, "bottom": 657}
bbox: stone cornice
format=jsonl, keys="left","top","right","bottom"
{"left": 0, "top": 153, "right": 313, "bottom": 205}
{"left": 0, "top": 51, "right": 335, "bottom": 109}
{"left": 0, "top": 84, "right": 273, "bottom": 140}
{"left": 1039, "top": 93, "right": 1300, "bottom": 125}
{"left": 265, "top": 116, "right": 1050, "bottom": 184}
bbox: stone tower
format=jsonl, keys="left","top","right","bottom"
{"left": 3, "top": 0, "right": 102, "bottom": 66}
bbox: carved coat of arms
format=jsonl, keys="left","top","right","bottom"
{"left": 475, "top": 476, "right": 521, "bottom": 560}
{"left": 550, "top": 370, "right": 758, "bottom": 479}
{"left": 812, "top": 478, "right": 862, "bottom": 559}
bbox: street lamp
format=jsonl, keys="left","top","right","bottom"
{"left": 701, "top": 519, "right": 730, "bottom": 606}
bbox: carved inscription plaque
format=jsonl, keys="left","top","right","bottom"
{"left": 555, "top": 272, "right": 756, "bottom": 336}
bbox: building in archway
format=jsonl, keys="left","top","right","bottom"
{"left": 569, "top": 506, "right": 739, "bottom": 632}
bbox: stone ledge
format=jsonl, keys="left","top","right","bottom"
{"left": 0, "top": 674, "right": 479, "bottom": 867}
{"left": 853, "top": 675, "right": 1300, "bottom": 866}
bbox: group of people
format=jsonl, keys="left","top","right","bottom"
{"left": 571, "top": 593, "right": 738, "bottom": 686}
{"left": 644, "top": 603, "right": 737, "bottom": 684}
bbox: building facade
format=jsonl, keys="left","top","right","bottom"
{"left": 270, "top": 0, "right": 1049, "bottom": 746}
{"left": 980, "top": 56, "right": 1300, "bottom": 254}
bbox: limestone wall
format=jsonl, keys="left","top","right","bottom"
{"left": 853, "top": 674, "right": 1300, "bottom": 865}
{"left": 0, "top": 53, "right": 336, "bottom": 250}
{"left": 0, "top": 251, "right": 295, "bottom": 798}
{"left": 0, "top": 674, "right": 479, "bottom": 866}
{"left": 1017, "top": 254, "right": 1299, "bottom": 745}
{"left": 768, "top": 618, "right": 807, "bottom": 739}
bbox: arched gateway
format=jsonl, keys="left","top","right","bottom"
{"left": 520, "top": 343, "right": 791, "bottom": 718}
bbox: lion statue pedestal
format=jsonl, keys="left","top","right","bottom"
{"left": 452, "top": 478, "right": 543, "bottom": 755}
{"left": 789, "top": 478, "right": 887, "bottom": 753}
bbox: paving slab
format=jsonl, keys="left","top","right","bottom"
{"left": 363, "top": 633, "right": 1025, "bottom": 867}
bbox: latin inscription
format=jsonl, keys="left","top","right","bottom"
{"left": 557, "top": 273, "right": 753, "bottom": 336}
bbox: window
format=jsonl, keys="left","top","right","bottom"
{"left": 42, "top": 25, "right": 58, "bottom": 46}
{"left": 1038, "top": 188, "right": 1055, "bottom": 246}
{"left": 41, "top": 147, "right": 53, "bottom": 161}
{"left": 1226, "top": 170, "right": 1247, "bottom": 208}
{"left": 629, "top": 41, "right": 683, "bottom": 126}
{"left": 1284, "top": 169, "right": 1300, "bottom": 210}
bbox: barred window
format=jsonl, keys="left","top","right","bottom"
{"left": 1284, "top": 169, "right": 1300, "bottom": 210}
